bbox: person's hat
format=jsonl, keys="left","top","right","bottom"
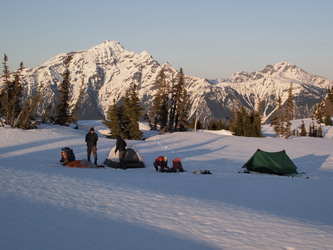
{"left": 90, "top": 127, "right": 94, "bottom": 131}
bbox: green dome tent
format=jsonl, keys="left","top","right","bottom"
{"left": 242, "top": 149, "right": 298, "bottom": 175}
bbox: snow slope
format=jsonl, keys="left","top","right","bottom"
{"left": 1, "top": 121, "right": 333, "bottom": 250}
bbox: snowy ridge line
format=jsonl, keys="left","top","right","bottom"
{"left": 1, "top": 167, "right": 333, "bottom": 249}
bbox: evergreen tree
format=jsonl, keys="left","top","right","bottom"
{"left": 248, "top": 110, "right": 262, "bottom": 137}
{"left": 323, "top": 86, "right": 333, "bottom": 125}
{"left": 299, "top": 120, "right": 307, "bottom": 136}
{"left": 0, "top": 54, "right": 12, "bottom": 125}
{"left": 324, "top": 114, "right": 332, "bottom": 126}
{"left": 208, "top": 119, "right": 226, "bottom": 131}
{"left": 41, "top": 103, "right": 53, "bottom": 123}
{"left": 0, "top": 55, "right": 25, "bottom": 127}
{"left": 103, "top": 99, "right": 124, "bottom": 139}
{"left": 149, "top": 67, "right": 190, "bottom": 132}
{"left": 315, "top": 104, "right": 324, "bottom": 124}
{"left": 16, "top": 87, "right": 41, "bottom": 129}
{"left": 253, "top": 112, "right": 263, "bottom": 137}
{"left": 271, "top": 96, "right": 284, "bottom": 137}
{"left": 254, "top": 99, "right": 263, "bottom": 137}
{"left": 242, "top": 107, "right": 251, "bottom": 136}
{"left": 9, "top": 62, "right": 24, "bottom": 127}
{"left": 284, "top": 82, "right": 294, "bottom": 138}
{"left": 231, "top": 106, "right": 245, "bottom": 136}
{"left": 308, "top": 122, "right": 318, "bottom": 137}
{"left": 207, "top": 120, "right": 218, "bottom": 130}
{"left": 313, "top": 86, "right": 333, "bottom": 126}
{"left": 169, "top": 68, "right": 188, "bottom": 131}
{"left": 123, "top": 82, "right": 143, "bottom": 139}
{"left": 104, "top": 84, "right": 143, "bottom": 140}
{"left": 317, "top": 125, "right": 323, "bottom": 138}
{"left": 217, "top": 119, "right": 224, "bottom": 130}
{"left": 230, "top": 109, "right": 244, "bottom": 136}
{"left": 175, "top": 82, "right": 190, "bottom": 130}
{"left": 55, "top": 55, "right": 72, "bottom": 125}
{"left": 149, "top": 67, "right": 169, "bottom": 131}
{"left": 168, "top": 71, "right": 177, "bottom": 132}
{"left": 231, "top": 105, "right": 262, "bottom": 137}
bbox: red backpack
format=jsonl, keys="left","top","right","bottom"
{"left": 172, "top": 158, "right": 184, "bottom": 172}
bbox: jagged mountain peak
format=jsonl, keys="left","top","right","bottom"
{"left": 271, "top": 61, "right": 300, "bottom": 74}
{"left": 273, "top": 61, "right": 296, "bottom": 68}
{"left": 91, "top": 40, "right": 125, "bottom": 52}
{"left": 228, "top": 61, "right": 308, "bottom": 83}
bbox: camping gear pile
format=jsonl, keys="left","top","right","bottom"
{"left": 192, "top": 169, "right": 212, "bottom": 174}
{"left": 59, "top": 145, "right": 301, "bottom": 177}
{"left": 60, "top": 147, "right": 103, "bottom": 168}
{"left": 153, "top": 156, "right": 185, "bottom": 173}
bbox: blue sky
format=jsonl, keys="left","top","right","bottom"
{"left": 1, "top": 0, "right": 333, "bottom": 80}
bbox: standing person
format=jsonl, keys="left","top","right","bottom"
{"left": 85, "top": 127, "right": 98, "bottom": 165}
{"left": 115, "top": 135, "right": 127, "bottom": 169}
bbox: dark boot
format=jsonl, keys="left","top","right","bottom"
{"left": 94, "top": 158, "right": 97, "bottom": 165}
{"left": 88, "top": 155, "right": 91, "bottom": 162}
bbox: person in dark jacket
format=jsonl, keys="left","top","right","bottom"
{"left": 115, "top": 135, "right": 127, "bottom": 169}
{"left": 85, "top": 127, "right": 98, "bottom": 165}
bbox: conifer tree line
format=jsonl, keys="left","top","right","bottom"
{"left": 0, "top": 54, "right": 79, "bottom": 129}
{"left": 1, "top": 53, "right": 331, "bottom": 140}
{"left": 0, "top": 54, "right": 41, "bottom": 129}
{"left": 148, "top": 67, "right": 190, "bottom": 132}
{"left": 289, "top": 119, "right": 323, "bottom": 138}
{"left": 229, "top": 102, "right": 263, "bottom": 137}
{"left": 292, "top": 85, "right": 332, "bottom": 138}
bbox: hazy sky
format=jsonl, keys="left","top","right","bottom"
{"left": 1, "top": 0, "right": 332, "bottom": 80}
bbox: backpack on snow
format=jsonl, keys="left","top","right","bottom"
{"left": 170, "top": 158, "right": 184, "bottom": 172}
{"left": 60, "top": 147, "right": 76, "bottom": 165}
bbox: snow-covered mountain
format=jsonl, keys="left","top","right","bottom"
{"left": 1, "top": 41, "right": 332, "bottom": 123}
{"left": 211, "top": 62, "right": 333, "bottom": 122}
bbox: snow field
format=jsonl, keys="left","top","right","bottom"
{"left": 1, "top": 120, "right": 333, "bottom": 249}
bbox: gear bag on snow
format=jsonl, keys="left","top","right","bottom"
{"left": 60, "top": 147, "right": 76, "bottom": 165}
{"left": 171, "top": 157, "right": 184, "bottom": 172}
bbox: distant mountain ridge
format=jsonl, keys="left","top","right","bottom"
{"left": 1, "top": 40, "right": 332, "bottom": 123}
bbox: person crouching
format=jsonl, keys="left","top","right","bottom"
{"left": 153, "top": 156, "right": 169, "bottom": 172}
